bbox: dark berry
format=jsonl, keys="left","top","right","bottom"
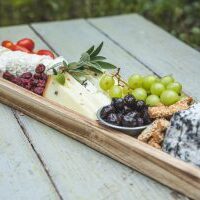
{"left": 124, "top": 94, "right": 136, "bottom": 107}
{"left": 100, "top": 105, "right": 115, "bottom": 119}
{"left": 141, "top": 110, "right": 151, "bottom": 125}
{"left": 3, "top": 71, "right": 15, "bottom": 81}
{"left": 35, "top": 64, "right": 46, "bottom": 74}
{"left": 33, "top": 87, "right": 44, "bottom": 95}
{"left": 117, "top": 113, "right": 123, "bottom": 125}
{"left": 137, "top": 118, "right": 144, "bottom": 126}
{"left": 20, "top": 72, "right": 32, "bottom": 79}
{"left": 136, "top": 100, "right": 147, "bottom": 111}
{"left": 111, "top": 98, "right": 124, "bottom": 110}
{"left": 106, "top": 113, "right": 120, "bottom": 125}
{"left": 122, "top": 113, "right": 137, "bottom": 127}
{"left": 122, "top": 105, "right": 132, "bottom": 114}
{"left": 127, "top": 111, "right": 139, "bottom": 118}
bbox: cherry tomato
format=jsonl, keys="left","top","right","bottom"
{"left": 17, "top": 38, "right": 35, "bottom": 51}
{"left": 37, "top": 50, "right": 55, "bottom": 59}
{"left": 1, "top": 40, "right": 14, "bottom": 49}
{"left": 12, "top": 45, "right": 31, "bottom": 53}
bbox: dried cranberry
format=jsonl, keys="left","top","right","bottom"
{"left": 35, "top": 64, "right": 46, "bottom": 74}
{"left": 21, "top": 78, "right": 30, "bottom": 86}
{"left": 37, "top": 80, "right": 46, "bottom": 87}
{"left": 12, "top": 77, "right": 22, "bottom": 86}
{"left": 33, "top": 79, "right": 39, "bottom": 86}
{"left": 3, "top": 71, "right": 15, "bottom": 81}
{"left": 33, "top": 87, "right": 44, "bottom": 95}
{"left": 40, "top": 73, "right": 48, "bottom": 81}
{"left": 33, "top": 73, "right": 41, "bottom": 79}
{"left": 20, "top": 72, "right": 32, "bottom": 79}
{"left": 25, "top": 83, "right": 32, "bottom": 90}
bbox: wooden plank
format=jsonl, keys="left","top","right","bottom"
{"left": 0, "top": 77, "right": 198, "bottom": 200}
{"left": 1, "top": 22, "right": 188, "bottom": 199}
{"left": 89, "top": 14, "right": 200, "bottom": 99}
{"left": 0, "top": 104, "right": 60, "bottom": 200}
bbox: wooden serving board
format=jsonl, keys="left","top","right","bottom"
{"left": 0, "top": 77, "right": 200, "bottom": 200}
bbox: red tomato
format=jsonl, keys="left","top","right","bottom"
{"left": 1, "top": 40, "right": 14, "bottom": 49}
{"left": 17, "top": 38, "right": 35, "bottom": 51}
{"left": 37, "top": 50, "right": 55, "bottom": 59}
{"left": 12, "top": 45, "right": 31, "bottom": 53}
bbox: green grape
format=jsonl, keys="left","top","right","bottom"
{"left": 122, "top": 86, "right": 131, "bottom": 96}
{"left": 132, "top": 88, "right": 147, "bottom": 101}
{"left": 150, "top": 82, "right": 165, "bottom": 96}
{"left": 128, "top": 74, "right": 143, "bottom": 89}
{"left": 160, "top": 76, "right": 174, "bottom": 87}
{"left": 160, "top": 90, "right": 180, "bottom": 106}
{"left": 99, "top": 74, "right": 114, "bottom": 91}
{"left": 167, "top": 82, "right": 182, "bottom": 94}
{"left": 142, "top": 75, "right": 157, "bottom": 90}
{"left": 146, "top": 95, "right": 160, "bottom": 107}
{"left": 55, "top": 73, "right": 65, "bottom": 85}
{"left": 155, "top": 78, "right": 161, "bottom": 83}
{"left": 109, "top": 86, "right": 122, "bottom": 98}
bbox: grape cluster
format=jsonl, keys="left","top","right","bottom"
{"left": 100, "top": 94, "right": 151, "bottom": 127}
{"left": 99, "top": 73, "right": 184, "bottom": 106}
{"left": 2, "top": 64, "right": 48, "bottom": 95}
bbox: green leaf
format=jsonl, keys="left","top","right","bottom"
{"left": 90, "top": 42, "right": 103, "bottom": 58}
{"left": 53, "top": 68, "right": 58, "bottom": 75}
{"left": 68, "top": 62, "right": 78, "bottom": 68}
{"left": 90, "top": 56, "right": 106, "bottom": 61}
{"left": 86, "top": 45, "right": 95, "bottom": 55}
{"left": 68, "top": 69, "right": 85, "bottom": 74}
{"left": 85, "top": 62, "right": 104, "bottom": 73}
{"left": 80, "top": 52, "right": 90, "bottom": 62}
{"left": 97, "top": 61, "right": 116, "bottom": 69}
{"left": 63, "top": 61, "right": 68, "bottom": 67}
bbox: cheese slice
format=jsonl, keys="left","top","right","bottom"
{"left": 43, "top": 73, "right": 110, "bottom": 120}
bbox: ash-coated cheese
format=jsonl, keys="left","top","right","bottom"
{"left": 163, "top": 103, "right": 200, "bottom": 167}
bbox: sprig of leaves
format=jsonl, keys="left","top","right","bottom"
{"left": 51, "top": 42, "right": 116, "bottom": 76}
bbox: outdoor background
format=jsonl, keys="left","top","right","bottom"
{"left": 0, "top": 0, "right": 199, "bottom": 51}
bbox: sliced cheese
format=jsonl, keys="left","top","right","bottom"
{"left": 43, "top": 73, "right": 110, "bottom": 120}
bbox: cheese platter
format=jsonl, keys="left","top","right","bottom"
{"left": 0, "top": 38, "right": 200, "bottom": 200}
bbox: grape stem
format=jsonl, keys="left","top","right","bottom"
{"left": 112, "top": 68, "right": 130, "bottom": 88}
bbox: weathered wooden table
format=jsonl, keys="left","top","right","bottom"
{"left": 0, "top": 14, "right": 199, "bottom": 200}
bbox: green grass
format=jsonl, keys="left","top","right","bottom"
{"left": 0, "top": 0, "right": 199, "bottom": 50}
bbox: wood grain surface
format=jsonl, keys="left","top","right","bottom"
{"left": 0, "top": 78, "right": 199, "bottom": 200}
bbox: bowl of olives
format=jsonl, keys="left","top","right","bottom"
{"left": 97, "top": 95, "right": 152, "bottom": 135}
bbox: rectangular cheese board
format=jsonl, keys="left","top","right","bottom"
{"left": 0, "top": 77, "right": 200, "bottom": 200}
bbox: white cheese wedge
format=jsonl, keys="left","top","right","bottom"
{"left": 43, "top": 73, "right": 111, "bottom": 120}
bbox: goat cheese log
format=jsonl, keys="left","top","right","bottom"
{"left": 163, "top": 103, "right": 200, "bottom": 167}
{"left": 0, "top": 46, "right": 65, "bottom": 75}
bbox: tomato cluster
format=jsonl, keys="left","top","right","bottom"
{"left": 1, "top": 38, "right": 55, "bottom": 59}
